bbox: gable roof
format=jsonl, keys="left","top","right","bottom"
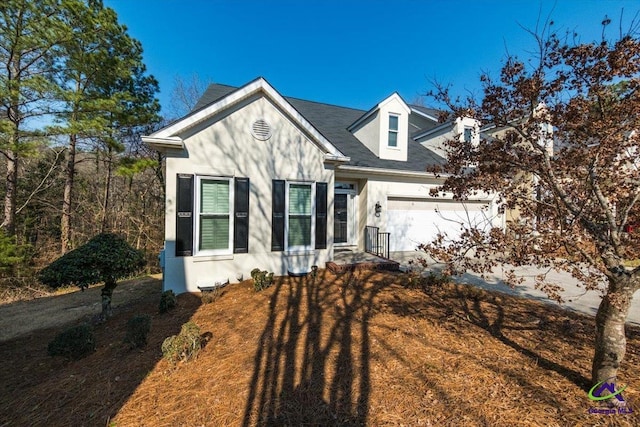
{"left": 193, "top": 83, "right": 446, "bottom": 172}
{"left": 143, "top": 77, "right": 349, "bottom": 162}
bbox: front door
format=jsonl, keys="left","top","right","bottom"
{"left": 334, "top": 184, "right": 357, "bottom": 246}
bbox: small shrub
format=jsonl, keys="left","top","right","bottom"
{"left": 161, "top": 321, "right": 203, "bottom": 364}
{"left": 403, "top": 270, "right": 450, "bottom": 289}
{"left": 124, "top": 314, "right": 151, "bottom": 349}
{"left": 251, "top": 268, "right": 274, "bottom": 291}
{"left": 48, "top": 323, "right": 96, "bottom": 359}
{"left": 159, "top": 289, "right": 177, "bottom": 313}
{"left": 423, "top": 271, "right": 450, "bottom": 286}
{"left": 201, "top": 288, "right": 221, "bottom": 304}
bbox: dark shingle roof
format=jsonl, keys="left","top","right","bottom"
{"left": 193, "top": 83, "right": 446, "bottom": 172}
{"left": 410, "top": 104, "right": 441, "bottom": 119}
{"left": 192, "top": 84, "right": 237, "bottom": 111}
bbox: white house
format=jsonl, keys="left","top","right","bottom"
{"left": 143, "top": 77, "right": 502, "bottom": 294}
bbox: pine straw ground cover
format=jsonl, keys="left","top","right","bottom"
{"left": 0, "top": 270, "right": 639, "bottom": 426}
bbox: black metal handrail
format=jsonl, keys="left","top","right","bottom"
{"left": 364, "top": 225, "right": 390, "bottom": 259}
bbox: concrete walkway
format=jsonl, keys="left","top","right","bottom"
{"left": 392, "top": 252, "right": 640, "bottom": 327}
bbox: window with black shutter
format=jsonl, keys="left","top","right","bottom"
{"left": 315, "top": 182, "right": 327, "bottom": 249}
{"left": 178, "top": 174, "right": 250, "bottom": 257}
{"left": 234, "top": 178, "right": 250, "bottom": 253}
{"left": 272, "top": 180, "right": 328, "bottom": 252}
{"left": 272, "top": 180, "right": 286, "bottom": 251}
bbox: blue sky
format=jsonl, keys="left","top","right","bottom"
{"left": 104, "top": 0, "right": 640, "bottom": 114}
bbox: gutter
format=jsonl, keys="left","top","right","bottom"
{"left": 337, "top": 164, "right": 449, "bottom": 179}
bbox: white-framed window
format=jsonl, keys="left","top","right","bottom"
{"left": 195, "top": 176, "right": 233, "bottom": 255}
{"left": 286, "top": 182, "right": 315, "bottom": 251}
{"left": 463, "top": 126, "right": 473, "bottom": 144}
{"left": 388, "top": 114, "right": 399, "bottom": 147}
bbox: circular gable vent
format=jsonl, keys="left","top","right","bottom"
{"left": 251, "top": 119, "right": 272, "bottom": 141}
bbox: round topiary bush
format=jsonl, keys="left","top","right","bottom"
{"left": 38, "top": 233, "right": 145, "bottom": 319}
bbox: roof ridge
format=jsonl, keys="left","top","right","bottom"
{"left": 285, "top": 95, "right": 366, "bottom": 113}
{"left": 204, "top": 82, "right": 368, "bottom": 113}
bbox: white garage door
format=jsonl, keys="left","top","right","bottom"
{"left": 387, "top": 197, "right": 490, "bottom": 252}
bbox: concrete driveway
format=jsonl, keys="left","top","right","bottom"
{"left": 392, "top": 252, "right": 640, "bottom": 327}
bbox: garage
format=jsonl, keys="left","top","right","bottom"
{"left": 386, "top": 197, "right": 491, "bottom": 252}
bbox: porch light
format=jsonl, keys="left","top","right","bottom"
{"left": 375, "top": 202, "right": 382, "bottom": 217}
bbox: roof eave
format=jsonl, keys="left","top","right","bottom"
{"left": 410, "top": 106, "right": 439, "bottom": 122}
{"left": 413, "top": 120, "right": 455, "bottom": 141}
{"left": 142, "top": 136, "right": 184, "bottom": 151}
{"left": 324, "top": 154, "right": 351, "bottom": 163}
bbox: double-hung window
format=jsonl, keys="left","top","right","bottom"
{"left": 271, "top": 180, "right": 327, "bottom": 252}
{"left": 197, "top": 177, "right": 233, "bottom": 254}
{"left": 288, "top": 183, "right": 313, "bottom": 249}
{"left": 388, "top": 114, "right": 399, "bottom": 147}
{"left": 174, "top": 174, "right": 249, "bottom": 257}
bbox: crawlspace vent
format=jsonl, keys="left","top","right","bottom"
{"left": 251, "top": 119, "right": 272, "bottom": 141}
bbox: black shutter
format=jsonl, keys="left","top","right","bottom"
{"left": 272, "top": 180, "right": 285, "bottom": 251}
{"left": 234, "top": 177, "right": 249, "bottom": 253}
{"left": 176, "top": 174, "right": 194, "bottom": 256}
{"left": 315, "top": 182, "right": 328, "bottom": 249}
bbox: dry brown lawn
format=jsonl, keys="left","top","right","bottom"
{"left": 0, "top": 269, "right": 638, "bottom": 426}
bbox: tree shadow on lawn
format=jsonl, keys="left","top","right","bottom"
{"left": 418, "top": 281, "right": 593, "bottom": 390}
{"left": 241, "top": 269, "right": 377, "bottom": 426}
{"left": 241, "top": 269, "right": 505, "bottom": 426}
{"left": 0, "top": 278, "right": 202, "bottom": 427}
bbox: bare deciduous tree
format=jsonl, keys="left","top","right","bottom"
{"left": 424, "top": 16, "right": 640, "bottom": 390}
{"left": 167, "top": 73, "right": 212, "bottom": 119}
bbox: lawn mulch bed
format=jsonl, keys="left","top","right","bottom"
{"left": 0, "top": 270, "right": 638, "bottom": 426}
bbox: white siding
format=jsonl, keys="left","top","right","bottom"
{"left": 341, "top": 173, "right": 502, "bottom": 252}
{"left": 163, "top": 94, "right": 334, "bottom": 293}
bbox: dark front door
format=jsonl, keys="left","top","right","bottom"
{"left": 334, "top": 193, "right": 348, "bottom": 244}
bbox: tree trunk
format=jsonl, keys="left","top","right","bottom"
{"left": 100, "top": 148, "right": 113, "bottom": 233}
{"left": 100, "top": 279, "right": 118, "bottom": 320}
{"left": 3, "top": 51, "right": 20, "bottom": 237}
{"left": 3, "top": 149, "right": 18, "bottom": 236}
{"left": 592, "top": 278, "right": 637, "bottom": 386}
{"left": 61, "top": 133, "right": 77, "bottom": 254}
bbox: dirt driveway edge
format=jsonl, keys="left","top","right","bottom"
{"left": 0, "top": 275, "right": 162, "bottom": 342}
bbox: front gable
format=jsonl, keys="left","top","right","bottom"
{"left": 143, "top": 77, "right": 349, "bottom": 164}
{"left": 175, "top": 94, "right": 335, "bottom": 180}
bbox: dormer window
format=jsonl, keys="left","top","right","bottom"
{"left": 348, "top": 93, "right": 409, "bottom": 161}
{"left": 463, "top": 126, "right": 473, "bottom": 143}
{"left": 388, "top": 114, "right": 399, "bottom": 147}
